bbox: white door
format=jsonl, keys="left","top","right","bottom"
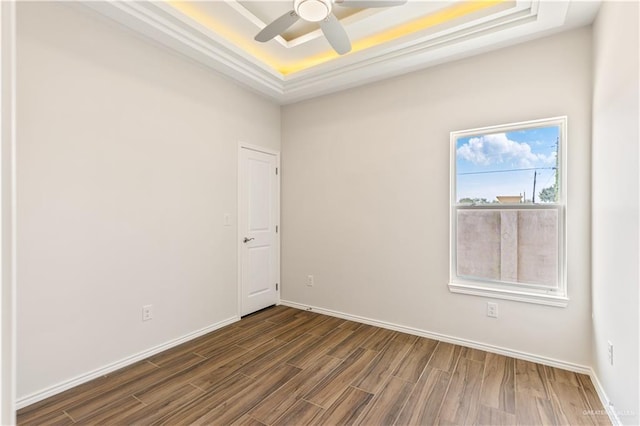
{"left": 239, "top": 146, "right": 279, "bottom": 316}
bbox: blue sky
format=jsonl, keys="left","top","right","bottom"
{"left": 456, "top": 125, "right": 559, "bottom": 203}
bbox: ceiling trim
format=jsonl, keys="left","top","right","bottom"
{"left": 83, "top": 1, "right": 572, "bottom": 104}
{"left": 84, "top": 1, "right": 285, "bottom": 98}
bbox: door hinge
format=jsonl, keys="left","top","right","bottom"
{"left": 275, "top": 167, "right": 278, "bottom": 175}
{"left": 276, "top": 283, "right": 279, "bottom": 291}
{"left": 276, "top": 225, "right": 278, "bottom": 233}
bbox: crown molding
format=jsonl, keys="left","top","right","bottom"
{"left": 82, "top": 1, "right": 572, "bottom": 105}
{"left": 83, "top": 1, "right": 286, "bottom": 100}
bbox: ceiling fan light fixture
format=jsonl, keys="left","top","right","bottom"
{"left": 294, "top": 0, "right": 331, "bottom": 22}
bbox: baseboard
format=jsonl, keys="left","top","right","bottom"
{"left": 16, "top": 315, "right": 239, "bottom": 410}
{"left": 589, "top": 369, "right": 622, "bottom": 426}
{"left": 281, "top": 300, "right": 626, "bottom": 423}
{"left": 280, "top": 300, "right": 591, "bottom": 374}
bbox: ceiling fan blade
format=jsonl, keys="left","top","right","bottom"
{"left": 320, "top": 14, "right": 352, "bottom": 55}
{"left": 335, "top": 0, "right": 407, "bottom": 7}
{"left": 255, "top": 10, "right": 299, "bottom": 42}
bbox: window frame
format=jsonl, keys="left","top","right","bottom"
{"left": 448, "top": 116, "right": 568, "bottom": 307}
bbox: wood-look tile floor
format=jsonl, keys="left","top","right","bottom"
{"left": 18, "top": 306, "right": 610, "bottom": 425}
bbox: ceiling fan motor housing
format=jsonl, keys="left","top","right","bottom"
{"left": 294, "top": 0, "right": 332, "bottom": 22}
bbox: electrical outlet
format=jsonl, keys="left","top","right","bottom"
{"left": 487, "top": 302, "right": 498, "bottom": 318}
{"left": 223, "top": 213, "right": 231, "bottom": 227}
{"left": 607, "top": 341, "right": 614, "bottom": 366}
{"left": 307, "top": 275, "right": 314, "bottom": 287}
{"left": 142, "top": 305, "right": 153, "bottom": 321}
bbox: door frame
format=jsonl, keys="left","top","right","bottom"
{"left": 237, "top": 142, "right": 280, "bottom": 317}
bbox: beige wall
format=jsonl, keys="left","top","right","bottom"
{"left": 282, "top": 28, "right": 593, "bottom": 366}
{"left": 592, "top": 1, "right": 639, "bottom": 424}
{"left": 16, "top": 2, "right": 279, "bottom": 399}
{"left": 1, "top": 1, "right": 17, "bottom": 423}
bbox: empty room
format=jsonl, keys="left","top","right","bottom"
{"left": 0, "top": 0, "right": 638, "bottom": 425}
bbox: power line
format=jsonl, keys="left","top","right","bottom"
{"left": 458, "top": 166, "right": 556, "bottom": 176}
{"left": 540, "top": 170, "right": 555, "bottom": 188}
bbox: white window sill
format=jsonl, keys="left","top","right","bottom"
{"left": 448, "top": 282, "right": 569, "bottom": 307}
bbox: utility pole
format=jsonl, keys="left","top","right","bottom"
{"left": 532, "top": 170, "right": 537, "bottom": 203}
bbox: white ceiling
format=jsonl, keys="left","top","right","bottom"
{"left": 85, "top": 0, "right": 601, "bottom": 104}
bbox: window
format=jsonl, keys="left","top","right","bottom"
{"left": 449, "top": 117, "right": 567, "bottom": 306}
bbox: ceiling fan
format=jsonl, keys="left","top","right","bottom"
{"left": 254, "top": 0, "right": 408, "bottom": 55}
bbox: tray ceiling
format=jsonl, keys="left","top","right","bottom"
{"left": 85, "top": 0, "right": 601, "bottom": 104}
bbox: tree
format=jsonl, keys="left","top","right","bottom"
{"left": 538, "top": 184, "right": 557, "bottom": 203}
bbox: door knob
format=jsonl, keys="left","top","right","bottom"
{"left": 243, "top": 237, "right": 255, "bottom": 243}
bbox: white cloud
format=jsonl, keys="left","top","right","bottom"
{"left": 457, "top": 133, "right": 555, "bottom": 167}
